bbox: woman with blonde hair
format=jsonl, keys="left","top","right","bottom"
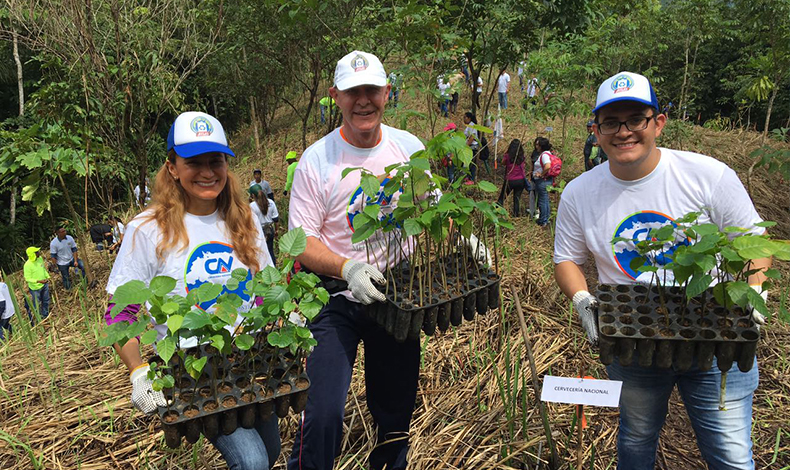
{"left": 104, "top": 112, "right": 279, "bottom": 469}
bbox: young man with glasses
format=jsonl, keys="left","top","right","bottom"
{"left": 553, "top": 71, "right": 770, "bottom": 469}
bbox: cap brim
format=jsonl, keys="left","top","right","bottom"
{"left": 335, "top": 75, "right": 387, "bottom": 91}
{"left": 172, "top": 141, "right": 235, "bottom": 158}
{"left": 593, "top": 96, "right": 657, "bottom": 114}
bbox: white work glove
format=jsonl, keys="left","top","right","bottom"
{"left": 130, "top": 364, "right": 168, "bottom": 414}
{"left": 573, "top": 290, "right": 598, "bottom": 346}
{"left": 341, "top": 259, "right": 386, "bottom": 305}
{"left": 463, "top": 233, "right": 493, "bottom": 267}
{"left": 748, "top": 285, "right": 768, "bottom": 327}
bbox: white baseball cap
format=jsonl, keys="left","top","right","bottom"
{"left": 333, "top": 51, "right": 387, "bottom": 91}
{"left": 593, "top": 72, "right": 659, "bottom": 114}
{"left": 167, "top": 111, "right": 235, "bottom": 158}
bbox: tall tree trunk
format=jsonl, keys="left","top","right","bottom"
{"left": 11, "top": 28, "right": 24, "bottom": 226}
{"left": 249, "top": 96, "right": 260, "bottom": 156}
{"left": 762, "top": 85, "right": 779, "bottom": 144}
{"left": 678, "top": 37, "right": 691, "bottom": 120}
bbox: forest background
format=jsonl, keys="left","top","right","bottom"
{"left": 0, "top": 0, "right": 789, "bottom": 273}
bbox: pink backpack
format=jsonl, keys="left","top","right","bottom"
{"left": 543, "top": 151, "right": 562, "bottom": 182}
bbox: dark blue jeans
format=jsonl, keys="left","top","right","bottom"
{"left": 0, "top": 301, "right": 10, "bottom": 341}
{"left": 534, "top": 178, "right": 551, "bottom": 226}
{"left": 58, "top": 259, "right": 85, "bottom": 290}
{"left": 26, "top": 284, "right": 50, "bottom": 323}
{"left": 288, "top": 296, "right": 419, "bottom": 470}
{"left": 608, "top": 355, "right": 757, "bottom": 470}
{"left": 498, "top": 92, "right": 508, "bottom": 109}
{"left": 209, "top": 414, "right": 280, "bottom": 470}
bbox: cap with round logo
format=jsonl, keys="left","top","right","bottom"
{"left": 334, "top": 51, "right": 387, "bottom": 91}
{"left": 167, "top": 111, "right": 235, "bottom": 158}
{"left": 592, "top": 72, "right": 658, "bottom": 114}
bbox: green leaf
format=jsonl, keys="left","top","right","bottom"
{"left": 733, "top": 236, "right": 774, "bottom": 259}
{"left": 351, "top": 222, "right": 376, "bottom": 244}
{"left": 341, "top": 166, "right": 362, "bottom": 179}
{"left": 259, "top": 266, "right": 282, "bottom": 284}
{"left": 316, "top": 288, "right": 330, "bottom": 304}
{"left": 156, "top": 337, "right": 176, "bottom": 364}
{"left": 166, "top": 315, "right": 183, "bottom": 334}
{"left": 410, "top": 157, "right": 430, "bottom": 171}
{"left": 403, "top": 218, "right": 422, "bottom": 237}
{"left": 476, "top": 180, "right": 498, "bottom": 192}
{"left": 279, "top": 227, "right": 308, "bottom": 257}
{"left": 161, "top": 375, "right": 175, "bottom": 389}
{"left": 181, "top": 311, "right": 212, "bottom": 330}
{"left": 140, "top": 328, "right": 159, "bottom": 345}
{"left": 299, "top": 299, "right": 323, "bottom": 321}
{"left": 111, "top": 280, "right": 152, "bottom": 307}
{"left": 161, "top": 302, "right": 180, "bottom": 314}
{"left": 265, "top": 285, "right": 291, "bottom": 307}
{"left": 754, "top": 221, "right": 777, "bottom": 228}
{"left": 209, "top": 334, "right": 226, "bottom": 351}
{"left": 764, "top": 268, "right": 781, "bottom": 280}
{"left": 226, "top": 278, "right": 240, "bottom": 291}
{"left": 361, "top": 174, "right": 381, "bottom": 198}
{"left": 150, "top": 276, "right": 177, "bottom": 296}
{"left": 746, "top": 287, "right": 767, "bottom": 315}
{"left": 771, "top": 241, "right": 790, "bottom": 261}
{"left": 235, "top": 334, "right": 255, "bottom": 350}
{"left": 723, "top": 226, "right": 749, "bottom": 234}
{"left": 686, "top": 274, "right": 712, "bottom": 298}
{"left": 690, "top": 223, "right": 719, "bottom": 236}
{"left": 194, "top": 282, "right": 223, "bottom": 303}
{"left": 725, "top": 281, "right": 751, "bottom": 306}
{"left": 629, "top": 256, "right": 647, "bottom": 271}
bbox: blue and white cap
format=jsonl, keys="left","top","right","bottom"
{"left": 167, "top": 111, "right": 235, "bottom": 158}
{"left": 592, "top": 72, "right": 658, "bottom": 114}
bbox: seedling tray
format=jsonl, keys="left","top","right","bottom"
{"left": 369, "top": 258, "right": 500, "bottom": 342}
{"left": 151, "top": 345, "right": 310, "bottom": 448}
{"left": 595, "top": 284, "right": 759, "bottom": 372}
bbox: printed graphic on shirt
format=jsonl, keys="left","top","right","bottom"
{"left": 611, "top": 211, "right": 690, "bottom": 283}
{"left": 346, "top": 176, "right": 402, "bottom": 252}
{"left": 185, "top": 241, "right": 251, "bottom": 310}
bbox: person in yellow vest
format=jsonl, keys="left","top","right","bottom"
{"left": 283, "top": 151, "right": 299, "bottom": 196}
{"left": 319, "top": 96, "right": 336, "bottom": 124}
{"left": 23, "top": 246, "right": 50, "bottom": 323}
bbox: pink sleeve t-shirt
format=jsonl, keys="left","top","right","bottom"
{"left": 289, "top": 124, "right": 425, "bottom": 275}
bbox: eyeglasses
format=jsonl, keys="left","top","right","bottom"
{"left": 597, "top": 115, "right": 656, "bottom": 135}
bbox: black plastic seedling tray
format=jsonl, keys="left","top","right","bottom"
{"left": 152, "top": 345, "right": 310, "bottom": 448}
{"left": 595, "top": 284, "right": 759, "bottom": 372}
{"left": 368, "top": 260, "right": 500, "bottom": 342}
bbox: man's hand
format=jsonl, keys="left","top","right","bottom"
{"left": 341, "top": 259, "right": 386, "bottom": 305}
{"left": 748, "top": 285, "right": 768, "bottom": 327}
{"left": 463, "top": 234, "right": 493, "bottom": 267}
{"left": 38, "top": 279, "right": 48, "bottom": 284}
{"left": 130, "top": 364, "right": 168, "bottom": 414}
{"left": 572, "top": 290, "right": 598, "bottom": 345}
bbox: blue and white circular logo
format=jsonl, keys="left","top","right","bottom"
{"left": 611, "top": 74, "right": 634, "bottom": 94}
{"left": 185, "top": 241, "right": 251, "bottom": 310}
{"left": 190, "top": 117, "right": 214, "bottom": 137}
{"left": 611, "top": 211, "right": 690, "bottom": 282}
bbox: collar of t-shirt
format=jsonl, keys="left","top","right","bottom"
{"left": 605, "top": 148, "right": 668, "bottom": 187}
{"left": 339, "top": 126, "right": 383, "bottom": 148}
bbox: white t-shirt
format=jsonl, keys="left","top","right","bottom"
{"left": 250, "top": 199, "right": 279, "bottom": 228}
{"left": 476, "top": 77, "right": 483, "bottom": 93}
{"left": 107, "top": 209, "right": 273, "bottom": 348}
{"left": 249, "top": 179, "right": 273, "bottom": 196}
{"left": 497, "top": 73, "right": 511, "bottom": 93}
{"left": 50, "top": 235, "right": 77, "bottom": 266}
{"left": 438, "top": 81, "right": 450, "bottom": 98}
{"left": 532, "top": 151, "right": 552, "bottom": 178}
{"left": 112, "top": 221, "right": 125, "bottom": 244}
{"left": 0, "top": 282, "right": 15, "bottom": 320}
{"left": 527, "top": 78, "right": 538, "bottom": 98}
{"left": 464, "top": 125, "right": 479, "bottom": 149}
{"left": 553, "top": 149, "right": 764, "bottom": 285}
{"left": 288, "top": 125, "right": 424, "bottom": 299}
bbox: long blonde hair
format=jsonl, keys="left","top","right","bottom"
{"left": 140, "top": 152, "right": 261, "bottom": 272}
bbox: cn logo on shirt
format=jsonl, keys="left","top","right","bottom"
{"left": 611, "top": 211, "right": 690, "bottom": 283}
{"left": 346, "top": 176, "right": 400, "bottom": 232}
{"left": 185, "top": 241, "right": 251, "bottom": 310}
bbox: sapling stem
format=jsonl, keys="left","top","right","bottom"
{"left": 719, "top": 371, "right": 728, "bottom": 411}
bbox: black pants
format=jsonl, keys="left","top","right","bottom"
{"left": 497, "top": 178, "right": 527, "bottom": 216}
{"left": 288, "top": 296, "right": 420, "bottom": 470}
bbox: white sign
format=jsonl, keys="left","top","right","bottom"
{"left": 540, "top": 376, "right": 622, "bottom": 408}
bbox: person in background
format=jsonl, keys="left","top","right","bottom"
{"left": 134, "top": 177, "right": 151, "bottom": 207}
{"left": 497, "top": 139, "right": 527, "bottom": 217}
{"left": 319, "top": 96, "right": 336, "bottom": 124}
{"left": 517, "top": 60, "right": 526, "bottom": 90}
{"left": 250, "top": 169, "right": 275, "bottom": 201}
{"left": 89, "top": 221, "right": 114, "bottom": 251}
{"left": 249, "top": 184, "right": 279, "bottom": 266}
{"left": 442, "top": 122, "right": 458, "bottom": 183}
{"left": 50, "top": 227, "right": 86, "bottom": 290}
{"left": 283, "top": 151, "right": 299, "bottom": 196}
{"left": 532, "top": 137, "right": 553, "bottom": 227}
{"left": 23, "top": 246, "right": 50, "bottom": 323}
{"left": 463, "top": 112, "right": 480, "bottom": 185}
{"left": 438, "top": 77, "right": 450, "bottom": 118}
{"left": 583, "top": 120, "right": 608, "bottom": 171}
{"left": 497, "top": 68, "right": 511, "bottom": 110}
{"left": 387, "top": 72, "right": 400, "bottom": 107}
{"left": 555, "top": 72, "right": 767, "bottom": 470}
{"left": 106, "top": 111, "right": 279, "bottom": 470}
{"left": 0, "top": 277, "right": 15, "bottom": 341}
{"left": 110, "top": 216, "right": 125, "bottom": 253}
{"left": 448, "top": 71, "right": 463, "bottom": 114}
